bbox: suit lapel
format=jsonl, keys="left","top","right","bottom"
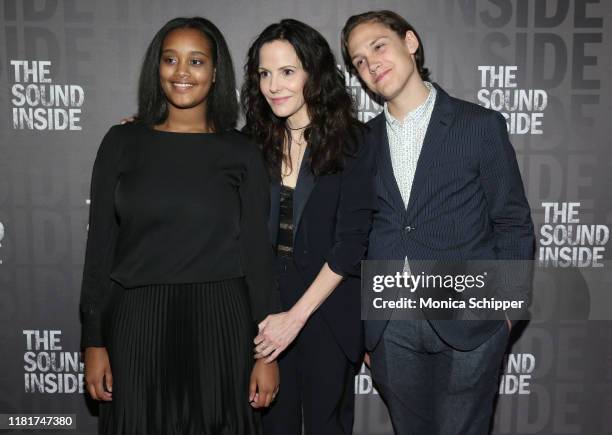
{"left": 293, "top": 147, "right": 316, "bottom": 245}
{"left": 405, "top": 84, "right": 456, "bottom": 217}
{"left": 371, "top": 114, "right": 405, "bottom": 212}
{"left": 268, "top": 181, "right": 280, "bottom": 246}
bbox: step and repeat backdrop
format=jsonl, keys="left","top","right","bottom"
{"left": 1, "top": 1, "right": 611, "bottom": 434}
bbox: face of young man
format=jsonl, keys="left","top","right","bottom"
{"left": 347, "top": 21, "right": 420, "bottom": 103}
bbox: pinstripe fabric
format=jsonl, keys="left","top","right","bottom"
{"left": 365, "top": 83, "right": 535, "bottom": 350}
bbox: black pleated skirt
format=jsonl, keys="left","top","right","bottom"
{"left": 99, "top": 279, "right": 262, "bottom": 435}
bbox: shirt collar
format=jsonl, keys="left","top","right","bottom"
{"left": 384, "top": 81, "right": 437, "bottom": 131}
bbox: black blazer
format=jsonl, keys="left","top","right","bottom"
{"left": 268, "top": 136, "right": 377, "bottom": 363}
{"left": 365, "top": 83, "right": 535, "bottom": 351}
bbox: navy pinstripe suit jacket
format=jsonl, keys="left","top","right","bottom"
{"left": 365, "top": 83, "right": 535, "bottom": 351}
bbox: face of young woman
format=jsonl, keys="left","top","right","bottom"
{"left": 258, "top": 39, "right": 310, "bottom": 127}
{"left": 159, "top": 27, "right": 215, "bottom": 113}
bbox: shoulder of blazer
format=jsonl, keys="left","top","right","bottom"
{"left": 340, "top": 125, "right": 376, "bottom": 174}
{"left": 365, "top": 112, "right": 386, "bottom": 132}
{"left": 433, "top": 82, "right": 500, "bottom": 127}
{"left": 362, "top": 112, "right": 386, "bottom": 149}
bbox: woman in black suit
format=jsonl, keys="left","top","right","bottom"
{"left": 241, "top": 19, "right": 376, "bottom": 435}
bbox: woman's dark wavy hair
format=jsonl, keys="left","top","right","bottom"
{"left": 137, "top": 17, "right": 238, "bottom": 131}
{"left": 242, "top": 19, "right": 361, "bottom": 179}
{"left": 341, "top": 10, "right": 431, "bottom": 82}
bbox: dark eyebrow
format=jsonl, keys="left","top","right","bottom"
{"left": 277, "top": 64, "right": 298, "bottom": 70}
{"left": 257, "top": 64, "right": 298, "bottom": 71}
{"left": 351, "top": 36, "right": 389, "bottom": 61}
{"left": 370, "top": 36, "right": 389, "bottom": 46}
{"left": 161, "top": 49, "right": 209, "bottom": 57}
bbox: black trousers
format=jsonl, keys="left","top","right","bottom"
{"left": 262, "top": 257, "right": 357, "bottom": 435}
{"left": 371, "top": 319, "right": 509, "bottom": 435}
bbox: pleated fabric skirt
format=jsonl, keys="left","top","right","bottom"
{"left": 99, "top": 279, "right": 262, "bottom": 435}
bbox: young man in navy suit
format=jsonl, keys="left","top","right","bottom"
{"left": 341, "top": 10, "right": 535, "bottom": 435}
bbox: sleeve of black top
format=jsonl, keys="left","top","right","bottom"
{"left": 79, "top": 126, "right": 123, "bottom": 349}
{"left": 239, "top": 145, "right": 280, "bottom": 323}
{"left": 324, "top": 135, "right": 377, "bottom": 277}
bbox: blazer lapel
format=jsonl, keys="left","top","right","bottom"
{"left": 268, "top": 181, "right": 280, "bottom": 246}
{"left": 405, "top": 84, "right": 456, "bottom": 216}
{"left": 293, "top": 147, "right": 316, "bottom": 246}
{"left": 371, "top": 114, "right": 405, "bottom": 212}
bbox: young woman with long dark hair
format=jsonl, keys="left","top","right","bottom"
{"left": 242, "top": 19, "right": 376, "bottom": 435}
{"left": 81, "top": 17, "right": 278, "bottom": 435}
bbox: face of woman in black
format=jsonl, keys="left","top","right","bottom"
{"left": 158, "top": 27, "right": 216, "bottom": 115}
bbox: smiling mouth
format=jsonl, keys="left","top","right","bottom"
{"left": 374, "top": 69, "right": 390, "bottom": 83}
{"left": 271, "top": 96, "right": 291, "bottom": 105}
{"left": 172, "top": 82, "right": 195, "bottom": 89}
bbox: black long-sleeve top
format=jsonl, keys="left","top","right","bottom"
{"left": 80, "top": 123, "right": 277, "bottom": 348}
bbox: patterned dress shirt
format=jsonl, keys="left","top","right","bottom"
{"left": 384, "top": 81, "right": 437, "bottom": 277}
{"left": 384, "top": 81, "right": 437, "bottom": 208}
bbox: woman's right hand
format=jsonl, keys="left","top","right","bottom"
{"left": 84, "top": 347, "right": 113, "bottom": 401}
{"left": 249, "top": 359, "right": 279, "bottom": 408}
{"left": 120, "top": 116, "right": 135, "bottom": 124}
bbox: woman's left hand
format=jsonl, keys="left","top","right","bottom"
{"left": 254, "top": 311, "right": 306, "bottom": 362}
